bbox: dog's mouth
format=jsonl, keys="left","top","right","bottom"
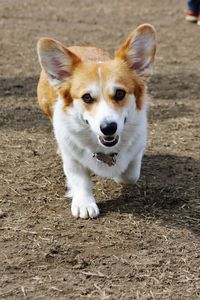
{"left": 98, "top": 135, "right": 119, "bottom": 147}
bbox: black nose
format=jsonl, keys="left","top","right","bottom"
{"left": 100, "top": 122, "right": 117, "bottom": 136}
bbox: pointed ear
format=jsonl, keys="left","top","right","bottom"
{"left": 37, "top": 38, "right": 81, "bottom": 88}
{"left": 115, "top": 24, "right": 156, "bottom": 79}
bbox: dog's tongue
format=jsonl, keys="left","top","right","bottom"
{"left": 99, "top": 135, "right": 119, "bottom": 147}
{"left": 103, "top": 136, "right": 115, "bottom": 142}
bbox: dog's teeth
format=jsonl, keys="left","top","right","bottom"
{"left": 103, "top": 136, "right": 115, "bottom": 142}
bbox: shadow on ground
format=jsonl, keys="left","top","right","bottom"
{"left": 100, "top": 154, "right": 200, "bottom": 234}
{"left": 1, "top": 72, "right": 200, "bottom": 99}
{"left": 0, "top": 73, "right": 199, "bottom": 130}
{"left": 0, "top": 76, "right": 38, "bottom": 98}
{"left": 149, "top": 73, "right": 200, "bottom": 100}
{"left": 0, "top": 106, "right": 50, "bottom": 130}
{"left": 0, "top": 76, "right": 50, "bottom": 130}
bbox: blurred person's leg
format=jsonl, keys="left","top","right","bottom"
{"left": 198, "top": 0, "right": 200, "bottom": 25}
{"left": 186, "top": 0, "right": 199, "bottom": 22}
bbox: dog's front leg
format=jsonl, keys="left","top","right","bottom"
{"left": 115, "top": 151, "right": 143, "bottom": 185}
{"left": 62, "top": 157, "right": 99, "bottom": 219}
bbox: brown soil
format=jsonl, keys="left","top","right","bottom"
{"left": 0, "top": 0, "right": 200, "bottom": 299}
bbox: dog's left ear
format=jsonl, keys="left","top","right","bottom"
{"left": 115, "top": 24, "right": 156, "bottom": 79}
{"left": 37, "top": 38, "right": 81, "bottom": 88}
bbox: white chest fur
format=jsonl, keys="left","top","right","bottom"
{"left": 53, "top": 98, "right": 147, "bottom": 179}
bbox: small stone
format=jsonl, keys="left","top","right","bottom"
{"left": 0, "top": 209, "right": 7, "bottom": 218}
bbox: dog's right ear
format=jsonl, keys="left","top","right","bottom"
{"left": 115, "top": 24, "right": 156, "bottom": 80}
{"left": 37, "top": 38, "right": 81, "bottom": 88}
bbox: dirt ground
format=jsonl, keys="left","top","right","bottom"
{"left": 0, "top": 0, "right": 200, "bottom": 299}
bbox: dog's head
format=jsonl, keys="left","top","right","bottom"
{"left": 37, "top": 24, "right": 156, "bottom": 148}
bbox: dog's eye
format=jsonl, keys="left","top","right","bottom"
{"left": 82, "top": 93, "right": 95, "bottom": 104}
{"left": 113, "top": 89, "right": 126, "bottom": 101}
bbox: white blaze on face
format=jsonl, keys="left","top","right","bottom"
{"left": 97, "top": 61, "right": 104, "bottom": 101}
{"left": 81, "top": 62, "right": 131, "bottom": 139}
{"left": 97, "top": 62, "right": 102, "bottom": 84}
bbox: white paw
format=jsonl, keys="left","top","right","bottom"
{"left": 114, "top": 173, "right": 140, "bottom": 185}
{"left": 114, "top": 176, "right": 126, "bottom": 184}
{"left": 71, "top": 197, "right": 99, "bottom": 219}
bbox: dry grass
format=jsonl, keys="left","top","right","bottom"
{"left": 0, "top": 0, "right": 200, "bottom": 299}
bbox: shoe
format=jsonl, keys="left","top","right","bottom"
{"left": 186, "top": 10, "right": 198, "bottom": 22}
{"left": 198, "top": 16, "right": 200, "bottom": 26}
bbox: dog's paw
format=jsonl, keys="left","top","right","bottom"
{"left": 114, "top": 173, "right": 140, "bottom": 185}
{"left": 71, "top": 197, "right": 99, "bottom": 219}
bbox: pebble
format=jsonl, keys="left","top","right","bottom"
{"left": 0, "top": 209, "right": 7, "bottom": 218}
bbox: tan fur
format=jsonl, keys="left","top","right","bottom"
{"left": 68, "top": 46, "right": 111, "bottom": 62}
{"left": 100, "top": 60, "right": 145, "bottom": 110}
{"left": 37, "top": 46, "right": 111, "bottom": 118}
{"left": 38, "top": 58, "right": 144, "bottom": 116}
{"left": 37, "top": 25, "right": 155, "bottom": 117}
{"left": 37, "top": 70, "right": 57, "bottom": 118}
{"left": 36, "top": 25, "right": 156, "bottom": 220}
{"left": 116, "top": 24, "right": 156, "bottom": 81}
{"left": 69, "top": 60, "right": 145, "bottom": 111}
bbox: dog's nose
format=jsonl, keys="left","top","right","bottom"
{"left": 100, "top": 122, "right": 117, "bottom": 136}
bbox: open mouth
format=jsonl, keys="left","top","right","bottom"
{"left": 98, "top": 135, "right": 119, "bottom": 147}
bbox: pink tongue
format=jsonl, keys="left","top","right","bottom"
{"left": 104, "top": 136, "right": 115, "bottom": 141}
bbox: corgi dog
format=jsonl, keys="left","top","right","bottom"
{"left": 37, "top": 24, "right": 156, "bottom": 219}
